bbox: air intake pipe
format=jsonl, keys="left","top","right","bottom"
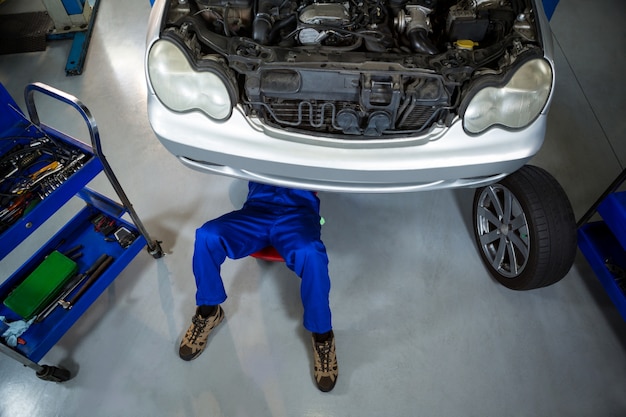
{"left": 253, "top": 0, "right": 283, "bottom": 44}
{"left": 408, "top": 26, "right": 438, "bottom": 54}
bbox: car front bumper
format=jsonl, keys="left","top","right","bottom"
{"left": 147, "top": 94, "right": 547, "bottom": 193}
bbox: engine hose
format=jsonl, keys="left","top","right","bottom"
{"left": 408, "top": 29, "right": 438, "bottom": 54}
{"left": 253, "top": 13, "right": 272, "bottom": 44}
{"left": 253, "top": 0, "right": 286, "bottom": 44}
{"left": 268, "top": 14, "right": 297, "bottom": 44}
{"left": 174, "top": 15, "right": 230, "bottom": 53}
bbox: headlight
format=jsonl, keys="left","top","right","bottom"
{"left": 147, "top": 39, "right": 237, "bottom": 121}
{"left": 462, "top": 58, "right": 553, "bottom": 134}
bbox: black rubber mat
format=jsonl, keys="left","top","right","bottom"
{"left": 0, "top": 12, "right": 53, "bottom": 54}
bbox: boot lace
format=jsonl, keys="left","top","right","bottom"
{"left": 316, "top": 340, "right": 334, "bottom": 372}
{"left": 189, "top": 315, "right": 209, "bottom": 343}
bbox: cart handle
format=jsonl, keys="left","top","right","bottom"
{"left": 24, "top": 82, "right": 101, "bottom": 151}
{"left": 23, "top": 82, "right": 163, "bottom": 258}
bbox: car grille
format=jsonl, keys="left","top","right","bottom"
{"left": 397, "top": 105, "right": 439, "bottom": 130}
{"left": 261, "top": 100, "right": 347, "bottom": 131}
{"left": 258, "top": 98, "right": 440, "bottom": 137}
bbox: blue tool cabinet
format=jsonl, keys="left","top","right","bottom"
{"left": 0, "top": 83, "right": 163, "bottom": 381}
{"left": 578, "top": 169, "right": 626, "bottom": 321}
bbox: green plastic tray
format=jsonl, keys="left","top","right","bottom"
{"left": 4, "top": 250, "right": 77, "bottom": 319}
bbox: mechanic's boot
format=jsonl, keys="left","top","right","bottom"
{"left": 311, "top": 330, "right": 338, "bottom": 392}
{"left": 179, "top": 305, "right": 224, "bottom": 361}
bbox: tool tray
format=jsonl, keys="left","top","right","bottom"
{"left": 0, "top": 202, "right": 146, "bottom": 362}
{"left": 0, "top": 83, "right": 160, "bottom": 378}
{"left": 0, "top": 110, "right": 103, "bottom": 260}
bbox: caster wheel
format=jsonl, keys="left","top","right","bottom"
{"left": 36, "top": 365, "right": 72, "bottom": 382}
{"left": 147, "top": 240, "right": 165, "bottom": 259}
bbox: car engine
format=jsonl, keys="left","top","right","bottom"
{"left": 157, "top": 0, "right": 545, "bottom": 137}
{"left": 186, "top": 0, "right": 531, "bottom": 51}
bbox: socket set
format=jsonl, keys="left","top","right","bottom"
{"left": 0, "top": 132, "right": 92, "bottom": 233}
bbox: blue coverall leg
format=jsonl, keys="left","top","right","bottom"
{"left": 192, "top": 183, "right": 332, "bottom": 334}
{"left": 270, "top": 209, "right": 332, "bottom": 334}
{"left": 192, "top": 207, "right": 273, "bottom": 306}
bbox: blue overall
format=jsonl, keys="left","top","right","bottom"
{"left": 193, "top": 182, "right": 332, "bottom": 334}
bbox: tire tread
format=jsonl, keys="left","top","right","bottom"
{"left": 474, "top": 165, "right": 577, "bottom": 290}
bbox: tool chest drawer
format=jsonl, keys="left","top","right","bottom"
{"left": 0, "top": 124, "right": 103, "bottom": 260}
{"left": 0, "top": 200, "right": 146, "bottom": 362}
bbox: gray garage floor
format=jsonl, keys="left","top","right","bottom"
{"left": 0, "top": 1, "right": 625, "bottom": 416}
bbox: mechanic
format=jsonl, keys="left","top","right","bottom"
{"left": 179, "top": 181, "right": 338, "bottom": 392}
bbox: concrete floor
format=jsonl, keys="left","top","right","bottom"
{"left": 0, "top": 0, "right": 625, "bottom": 416}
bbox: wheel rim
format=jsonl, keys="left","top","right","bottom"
{"left": 476, "top": 184, "right": 530, "bottom": 278}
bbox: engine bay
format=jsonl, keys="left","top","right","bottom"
{"left": 157, "top": 0, "right": 546, "bottom": 137}
{"left": 166, "top": 0, "right": 537, "bottom": 53}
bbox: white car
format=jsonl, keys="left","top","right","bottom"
{"left": 145, "top": 0, "right": 576, "bottom": 289}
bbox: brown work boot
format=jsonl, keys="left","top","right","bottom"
{"left": 311, "top": 330, "right": 338, "bottom": 392}
{"left": 179, "top": 305, "right": 224, "bottom": 361}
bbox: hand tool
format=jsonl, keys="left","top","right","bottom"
{"left": 35, "top": 254, "right": 109, "bottom": 321}
{"left": 62, "top": 244, "right": 84, "bottom": 260}
{"left": 60, "top": 254, "right": 114, "bottom": 310}
{"left": 35, "top": 271, "right": 87, "bottom": 322}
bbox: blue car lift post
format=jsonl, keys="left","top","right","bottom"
{"left": 44, "top": 0, "right": 101, "bottom": 75}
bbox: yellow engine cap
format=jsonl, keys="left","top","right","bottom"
{"left": 455, "top": 39, "right": 478, "bottom": 50}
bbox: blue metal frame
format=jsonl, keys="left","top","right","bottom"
{"left": 0, "top": 83, "right": 161, "bottom": 377}
{"left": 61, "top": 0, "right": 86, "bottom": 15}
{"left": 578, "top": 223, "right": 626, "bottom": 321}
{"left": 578, "top": 168, "right": 626, "bottom": 322}
{"left": 46, "top": 0, "right": 101, "bottom": 75}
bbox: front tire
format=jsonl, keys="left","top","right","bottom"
{"left": 473, "top": 165, "right": 577, "bottom": 290}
